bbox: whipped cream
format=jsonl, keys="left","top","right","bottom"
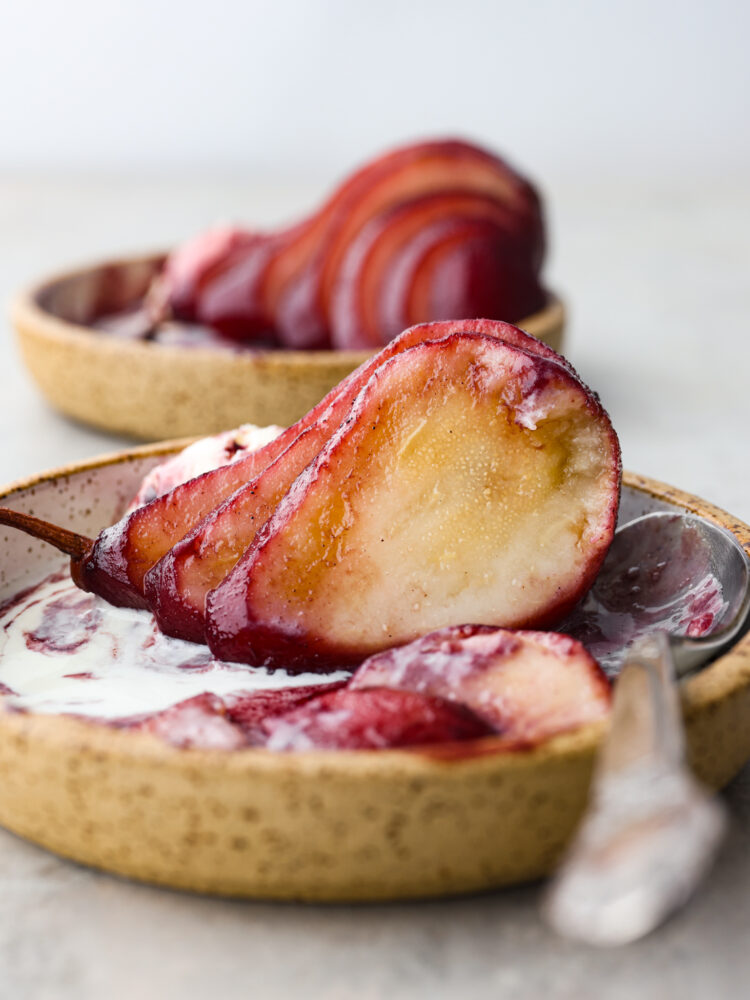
{"left": 0, "top": 573, "right": 348, "bottom": 720}
{"left": 128, "top": 423, "right": 284, "bottom": 510}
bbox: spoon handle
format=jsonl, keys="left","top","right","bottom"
{"left": 543, "top": 632, "right": 726, "bottom": 945}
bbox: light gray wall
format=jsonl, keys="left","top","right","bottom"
{"left": 1, "top": 0, "right": 747, "bottom": 180}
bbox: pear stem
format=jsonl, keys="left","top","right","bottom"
{"left": 0, "top": 508, "right": 93, "bottom": 560}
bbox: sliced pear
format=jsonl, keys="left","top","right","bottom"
{"left": 206, "top": 333, "right": 621, "bottom": 669}
{"left": 351, "top": 625, "right": 611, "bottom": 745}
{"left": 145, "top": 320, "right": 565, "bottom": 641}
{"left": 262, "top": 687, "right": 493, "bottom": 751}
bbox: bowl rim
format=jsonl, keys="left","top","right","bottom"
{"left": 1, "top": 446, "right": 749, "bottom": 780}
{"left": 9, "top": 251, "right": 566, "bottom": 368}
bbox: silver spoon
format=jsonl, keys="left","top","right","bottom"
{"left": 544, "top": 511, "right": 750, "bottom": 946}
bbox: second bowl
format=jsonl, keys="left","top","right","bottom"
{"left": 12, "top": 254, "right": 566, "bottom": 441}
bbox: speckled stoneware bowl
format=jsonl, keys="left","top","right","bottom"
{"left": 1, "top": 448, "right": 749, "bottom": 902}
{"left": 11, "top": 255, "right": 566, "bottom": 441}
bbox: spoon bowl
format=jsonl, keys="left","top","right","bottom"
{"left": 563, "top": 512, "right": 750, "bottom": 677}
{"left": 546, "top": 511, "right": 750, "bottom": 944}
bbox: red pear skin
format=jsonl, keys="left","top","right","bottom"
{"left": 275, "top": 139, "right": 544, "bottom": 347}
{"left": 75, "top": 429, "right": 298, "bottom": 606}
{"left": 144, "top": 421, "right": 329, "bottom": 642}
{"left": 402, "top": 218, "right": 547, "bottom": 335}
{"left": 351, "top": 625, "right": 611, "bottom": 746}
{"left": 158, "top": 227, "right": 260, "bottom": 322}
{"left": 262, "top": 687, "right": 494, "bottom": 751}
{"left": 132, "top": 682, "right": 348, "bottom": 749}
{"left": 78, "top": 319, "right": 434, "bottom": 606}
{"left": 329, "top": 190, "right": 542, "bottom": 349}
{"left": 224, "top": 681, "right": 348, "bottom": 743}
{"left": 145, "top": 320, "right": 569, "bottom": 642}
{"left": 191, "top": 233, "right": 282, "bottom": 343}
{"left": 158, "top": 138, "right": 545, "bottom": 348}
{"left": 206, "top": 333, "right": 620, "bottom": 670}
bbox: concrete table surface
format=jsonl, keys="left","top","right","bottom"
{"left": 0, "top": 173, "right": 748, "bottom": 999}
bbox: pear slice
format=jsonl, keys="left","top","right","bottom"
{"left": 206, "top": 333, "right": 621, "bottom": 669}
{"left": 351, "top": 625, "right": 611, "bottom": 745}
{"left": 1, "top": 321, "right": 567, "bottom": 614}
{"left": 262, "top": 687, "right": 493, "bottom": 751}
{"left": 145, "top": 320, "right": 564, "bottom": 642}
